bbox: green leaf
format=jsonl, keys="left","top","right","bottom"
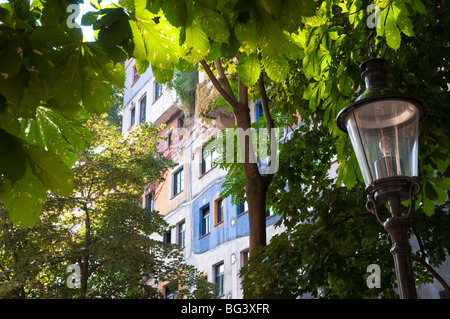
{"left": 0, "top": 129, "right": 27, "bottom": 184}
{"left": 20, "top": 107, "right": 92, "bottom": 167}
{"left": 94, "top": 8, "right": 134, "bottom": 64}
{"left": 342, "top": 153, "right": 357, "bottom": 189}
{"left": 255, "top": 5, "right": 287, "bottom": 56}
{"left": 0, "top": 163, "right": 46, "bottom": 228}
{"left": 208, "top": 41, "right": 222, "bottom": 61}
{"left": 234, "top": 18, "right": 258, "bottom": 54}
{"left": 129, "top": 19, "right": 147, "bottom": 60}
{"left": 278, "top": 0, "right": 303, "bottom": 33}
{"left": 161, "top": 0, "right": 187, "bottom": 27}
{"left": 130, "top": 6, "right": 179, "bottom": 78}
{"left": 81, "top": 11, "right": 99, "bottom": 26}
{"left": 237, "top": 52, "right": 260, "bottom": 86}
{"left": 434, "top": 184, "right": 448, "bottom": 204}
{"left": 279, "top": 0, "right": 316, "bottom": 33}
{"left": 413, "top": 0, "right": 426, "bottom": 14}
{"left": 424, "top": 181, "right": 438, "bottom": 201}
{"left": 81, "top": 66, "right": 114, "bottom": 114}
{"left": 397, "top": 11, "right": 414, "bottom": 37}
{"left": 22, "top": 142, "right": 74, "bottom": 196}
{"left": 198, "top": 7, "right": 230, "bottom": 43}
{"left": 262, "top": 54, "right": 289, "bottom": 82}
{"left": 0, "top": 26, "right": 23, "bottom": 79}
{"left": 184, "top": 13, "right": 211, "bottom": 61}
{"left": 422, "top": 195, "right": 435, "bottom": 216}
{"left": 430, "top": 177, "right": 450, "bottom": 190}
{"left": 385, "top": 9, "right": 401, "bottom": 50}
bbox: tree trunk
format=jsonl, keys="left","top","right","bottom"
{"left": 199, "top": 59, "right": 272, "bottom": 256}
{"left": 80, "top": 203, "right": 91, "bottom": 299}
{"left": 235, "top": 77, "right": 268, "bottom": 256}
{"left": 246, "top": 175, "right": 268, "bottom": 257}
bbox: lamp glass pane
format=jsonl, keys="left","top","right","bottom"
{"left": 345, "top": 99, "right": 420, "bottom": 187}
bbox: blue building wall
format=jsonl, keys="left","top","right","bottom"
{"left": 193, "top": 182, "right": 280, "bottom": 254}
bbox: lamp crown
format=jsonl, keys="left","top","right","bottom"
{"left": 360, "top": 53, "right": 389, "bottom": 91}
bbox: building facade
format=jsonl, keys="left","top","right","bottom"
{"left": 122, "top": 58, "right": 449, "bottom": 299}
{"left": 122, "top": 58, "right": 284, "bottom": 299}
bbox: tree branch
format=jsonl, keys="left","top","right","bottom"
{"left": 199, "top": 59, "right": 239, "bottom": 110}
{"left": 412, "top": 226, "right": 450, "bottom": 295}
{"left": 413, "top": 217, "right": 450, "bottom": 234}
{"left": 258, "top": 61, "right": 276, "bottom": 182}
{"left": 214, "top": 58, "right": 234, "bottom": 100}
{"left": 258, "top": 56, "right": 274, "bottom": 132}
{"left": 414, "top": 256, "right": 450, "bottom": 295}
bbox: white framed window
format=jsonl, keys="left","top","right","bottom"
{"left": 173, "top": 167, "right": 184, "bottom": 196}
{"left": 154, "top": 81, "right": 163, "bottom": 101}
{"left": 201, "top": 142, "right": 218, "bottom": 175}
{"left": 214, "top": 262, "right": 224, "bottom": 297}
{"left": 178, "top": 220, "right": 185, "bottom": 249}
{"left": 130, "top": 105, "right": 136, "bottom": 127}
{"left": 237, "top": 199, "right": 248, "bottom": 216}
{"left": 145, "top": 193, "right": 154, "bottom": 211}
{"left": 200, "top": 205, "right": 210, "bottom": 236}
{"left": 139, "top": 95, "right": 147, "bottom": 124}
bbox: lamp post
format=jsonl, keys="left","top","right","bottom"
{"left": 336, "top": 53, "right": 428, "bottom": 299}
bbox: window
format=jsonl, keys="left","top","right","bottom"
{"left": 178, "top": 221, "right": 185, "bottom": 249}
{"left": 178, "top": 115, "right": 185, "bottom": 128}
{"left": 167, "top": 132, "right": 172, "bottom": 148}
{"left": 139, "top": 95, "right": 146, "bottom": 124}
{"left": 133, "top": 65, "right": 140, "bottom": 84}
{"left": 241, "top": 249, "right": 249, "bottom": 268}
{"left": 237, "top": 199, "right": 248, "bottom": 215}
{"left": 173, "top": 167, "right": 184, "bottom": 196}
{"left": 145, "top": 193, "right": 154, "bottom": 211}
{"left": 163, "top": 230, "right": 171, "bottom": 244}
{"left": 130, "top": 106, "right": 136, "bottom": 127}
{"left": 200, "top": 205, "right": 210, "bottom": 236}
{"left": 240, "top": 249, "right": 249, "bottom": 287}
{"left": 214, "top": 262, "right": 224, "bottom": 297}
{"left": 214, "top": 198, "right": 224, "bottom": 225}
{"left": 154, "top": 81, "right": 163, "bottom": 101}
{"left": 201, "top": 143, "right": 217, "bottom": 175}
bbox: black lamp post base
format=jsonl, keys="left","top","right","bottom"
{"left": 384, "top": 214, "right": 417, "bottom": 299}
{"left": 365, "top": 177, "right": 421, "bottom": 299}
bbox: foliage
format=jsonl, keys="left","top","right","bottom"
{"left": 238, "top": 0, "right": 450, "bottom": 298}
{"left": 0, "top": 118, "right": 216, "bottom": 299}
{"left": 0, "top": 0, "right": 448, "bottom": 299}
{"left": 241, "top": 121, "right": 450, "bottom": 298}
{"left": 168, "top": 67, "right": 199, "bottom": 119}
{"left": 105, "top": 85, "right": 125, "bottom": 130}
{"left": 0, "top": 0, "right": 125, "bottom": 227}
{"left": 288, "top": 0, "right": 450, "bottom": 216}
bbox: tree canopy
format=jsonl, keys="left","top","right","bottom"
{"left": 0, "top": 117, "right": 216, "bottom": 298}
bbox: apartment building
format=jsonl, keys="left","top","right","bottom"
{"left": 121, "top": 58, "right": 449, "bottom": 299}
{"left": 122, "top": 58, "right": 285, "bottom": 299}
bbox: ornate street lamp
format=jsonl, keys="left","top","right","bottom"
{"left": 336, "top": 53, "right": 428, "bottom": 299}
